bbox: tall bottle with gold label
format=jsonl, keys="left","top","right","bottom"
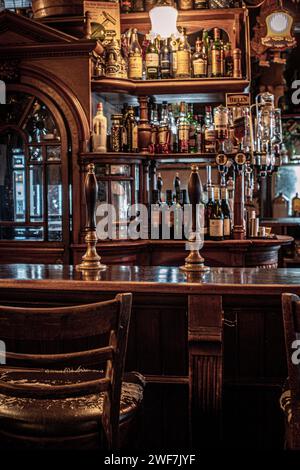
{"left": 175, "top": 28, "right": 191, "bottom": 79}
{"left": 169, "top": 34, "right": 178, "bottom": 78}
{"left": 146, "top": 38, "right": 159, "bottom": 79}
{"left": 211, "top": 28, "right": 222, "bottom": 78}
{"left": 128, "top": 28, "right": 143, "bottom": 80}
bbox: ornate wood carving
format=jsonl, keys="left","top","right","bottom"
{"left": 0, "top": 60, "right": 19, "bottom": 82}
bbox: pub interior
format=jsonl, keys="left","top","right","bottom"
{"left": 1, "top": 0, "right": 300, "bottom": 454}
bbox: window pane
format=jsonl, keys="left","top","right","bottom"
{"left": 0, "top": 226, "right": 44, "bottom": 241}
{"left": 29, "top": 146, "right": 43, "bottom": 162}
{"left": 47, "top": 165, "right": 62, "bottom": 241}
{"left": 0, "top": 132, "right": 25, "bottom": 222}
{"left": 47, "top": 146, "right": 61, "bottom": 161}
{"left": 110, "top": 165, "right": 131, "bottom": 176}
{"left": 25, "top": 100, "right": 60, "bottom": 143}
{"left": 95, "top": 164, "right": 109, "bottom": 177}
{"left": 30, "top": 165, "right": 43, "bottom": 222}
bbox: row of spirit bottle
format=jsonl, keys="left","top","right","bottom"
{"left": 92, "top": 101, "right": 250, "bottom": 154}
{"left": 98, "top": 27, "right": 242, "bottom": 80}
{"left": 121, "top": 0, "right": 241, "bottom": 13}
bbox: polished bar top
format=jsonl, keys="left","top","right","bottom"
{"left": 0, "top": 264, "right": 300, "bottom": 295}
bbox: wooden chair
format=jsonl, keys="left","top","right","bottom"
{"left": 0, "top": 293, "right": 145, "bottom": 450}
{"left": 281, "top": 293, "right": 300, "bottom": 449}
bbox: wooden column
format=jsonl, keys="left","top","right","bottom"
{"left": 188, "top": 294, "right": 223, "bottom": 448}
{"left": 233, "top": 171, "right": 245, "bottom": 240}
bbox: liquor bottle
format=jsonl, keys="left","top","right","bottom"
{"left": 220, "top": 40, "right": 225, "bottom": 77}
{"left": 160, "top": 39, "right": 171, "bottom": 79}
{"left": 212, "top": 28, "right": 222, "bottom": 77}
{"left": 151, "top": 189, "right": 162, "bottom": 239}
{"left": 220, "top": 185, "right": 231, "bottom": 239}
{"left": 110, "top": 114, "right": 123, "bottom": 152}
{"left": 194, "top": 0, "right": 208, "bottom": 8}
{"left": 292, "top": 193, "right": 300, "bottom": 217}
{"left": 165, "top": 189, "right": 175, "bottom": 239}
{"left": 202, "top": 106, "right": 216, "bottom": 153}
{"left": 150, "top": 102, "right": 159, "bottom": 153}
{"left": 174, "top": 172, "right": 181, "bottom": 202}
{"left": 146, "top": 38, "right": 159, "bottom": 79}
{"left": 128, "top": 28, "right": 143, "bottom": 80}
{"left": 207, "top": 38, "right": 213, "bottom": 77}
{"left": 192, "top": 37, "right": 207, "bottom": 78}
{"left": 178, "top": 0, "right": 193, "bottom": 9}
{"left": 233, "top": 48, "right": 242, "bottom": 78}
{"left": 214, "top": 105, "right": 229, "bottom": 148}
{"left": 169, "top": 35, "right": 178, "bottom": 78}
{"left": 204, "top": 185, "right": 214, "bottom": 239}
{"left": 176, "top": 29, "right": 191, "bottom": 79}
{"left": 168, "top": 104, "right": 178, "bottom": 153}
{"left": 187, "top": 104, "right": 197, "bottom": 153}
{"left": 158, "top": 101, "right": 171, "bottom": 154}
{"left": 209, "top": 186, "right": 224, "bottom": 241}
{"left": 157, "top": 172, "right": 163, "bottom": 202}
{"left": 92, "top": 103, "right": 107, "bottom": 153}
{"left": 120, "top": 0, "right": 132, "bottom": 13}
{"left": 225, "top": 42, "right": 233, "bottom": 77}
{"left": 125, "top": 106, "right": 138, "bottom": 152}
{"left": 196, "top": 115, "right": 203, "bottom": 153}
{"left": 177, "top": 102, "right": 189, "bottom": 153}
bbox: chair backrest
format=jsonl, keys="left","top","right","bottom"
{"left": 0, "top": 293, "right": 132, "bottom": 448}
{"left": 282, "top": 293, "right": 300, "bottom": 448}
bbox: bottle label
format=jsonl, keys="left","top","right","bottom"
{"left": 129, "top": 55, "right": 143, "bottom": 79}
{"left": 146, "top": 53, "right": 159, "bottom": 67}
{"left": 223, "top": 218, "right": 231, "bottom": 237}
{"left": 193, "top": 58, "right": 206, "bottom": 76}
{"left": 205, "top": 129, "right": 216, "bottom": 152}
{"left": 214, "top": 113, "right": 228, "bottom": 130}
{"left": 176, "top": 50, "right": 190, "bottom": 76}
{"left": 209, "top": 219, "right": 223, "bottom": 237}
{"left": 212, "top": 50, "right": 222, "bottom": 76}
{"left": 158, "top": 126, "right": 169, "bottom": 145}
{"left": 178, "top": 124, "right": 189, "bottom": 142}
{"left": 171, "top": 52, "right": 177, "bottom": 73}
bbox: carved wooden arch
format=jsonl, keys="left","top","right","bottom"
{"left": 13, "top": 64, "right": 91, "bottom": 245}
{"left": 4, "top": 83, "right": 70, "bottom": 259}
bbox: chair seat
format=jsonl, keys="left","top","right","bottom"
{"left": 0, "top": 369, "right": 145, "bottom": 438}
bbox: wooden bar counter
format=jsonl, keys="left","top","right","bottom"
{"left": 0, "top": 264, "right": 299, "bottom": 449}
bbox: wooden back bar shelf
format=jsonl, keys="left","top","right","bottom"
{"left": 0, "top": 263, "right": 298, "bottom": 449}
{"left": 0, "top": 9, "right": 289, "bottom": 270}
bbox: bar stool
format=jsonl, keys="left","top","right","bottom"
{"left": 0, "top": 293, "right": 145, "bottom": 449}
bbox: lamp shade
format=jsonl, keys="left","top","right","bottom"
{"left": 149, "top": 5, "right": 178, "bottom": 39}
{"left": 262, "top": 9, "right": 296, "bottom": 49}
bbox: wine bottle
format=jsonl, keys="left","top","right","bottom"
{"left": 209, "top": 187, "right": 224, "bottom": 241}
{"left": 225, "top": 42, "right": 233, "bottom": 77}
{"left": 220, "top": 186, "right": 231, "bottom": 239}
{"left": 146, "top": 38, "right": 159, "bottom": 80}
{"left": 169, "top": 34, "right": 178, "bottom": 78}
{"left": 160, "top": 38, "right": 171, "bottom": 79}
{"left": 158, "top": 101, "right": 171, "bottom": 154}
{"left": 212, "top": 28, "right": 222, "bottom": 78}
{"left": 168, "top": 104, "right": 178, "bottom": 153}
{"left": 204, "top": 185, "right": 214, "bottom": 239}
{"left": 292, "top": 193, "right": 300, "bottom": 217}
{"left": 187, "top": 104, "right": 197, "bottom": 153}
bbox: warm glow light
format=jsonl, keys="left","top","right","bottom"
{"left": 262, "top": 8, "right": 296, "bottom": 49}
{"left": 149, "top": 5, "right": 179, "bottom": 39}
{"left": 269, "top": 12, "right": 289, "bottom": 33}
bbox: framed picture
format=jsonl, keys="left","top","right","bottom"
{"left": 84, "top": 0, "right": 121, "bottom": 44}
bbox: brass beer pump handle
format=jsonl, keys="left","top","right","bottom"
{"left": 76, "top": 163, "right": 106, "bottom": 272}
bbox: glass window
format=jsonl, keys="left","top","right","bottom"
{"left": 0, "top": 92, "right": 64, "bottom": 242}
